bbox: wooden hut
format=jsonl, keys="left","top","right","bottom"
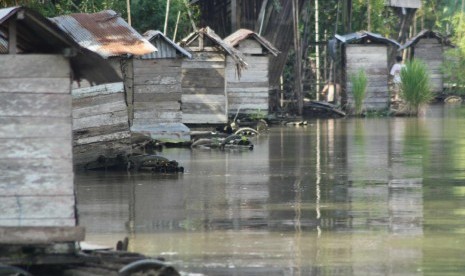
{"left": 335, "top": 31, "right": 401, "bottom": 113}
{"left": 400, "top": 30, "right": 454, "bottom": 94}
{"left": 0, "top": 6, "right": 118, "bottom": 261}
{"left": 224, "top": 29, "right": 280, "bottom": 116}
{"left": 179, "top": 27, "right": 246, "bottom": 125}
{"left": 51, "top": 11, "right": 156, "bottom": 167}
{"left": 130, "top": 30, "right": 192, "bottom": 142}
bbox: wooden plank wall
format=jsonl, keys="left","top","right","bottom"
{"left": 72, "top": 82, "right": 132, "bottom": 166}
{"left": 346, "top": 45, "right": 390, "bottom": 112}
{"left": 182, "top": 48, "right": 227, "bottom": 124}
{"left": 414, "top": 38, "right": 443, "bottom": 93}
{"left": 226, "top": 39, "right": 269, "bottom": 115}
{"left": 132, "top": 59, "right": 182, "bottom": 126}
{"left": 0, "top": 55, "right": 76, "bottom": 229}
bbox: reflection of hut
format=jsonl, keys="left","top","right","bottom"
{"left": 400, "top": 30, "right": 454, "bottom": 93}
{"left": 130, "top": 30, "right": 192, "bottom": 142}
{"left": 336, "top": 31, "right": 400, "bottom": 112}
{"left": 0, "top": 6, "right": 116, "bottom": 258}
{"left": 224, "top": 29, "right": 279, "bottom": 116}
{"left": 51, "top": 11, "right": 156, "bottom": 167}
{"left": 180, "top": 27, "right": 246, "bottom": 125}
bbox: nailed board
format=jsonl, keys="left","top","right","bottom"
{"left": 72, "top": 82, "right": 132, "bottom": 166}
{"left": 414, "top": 41, "right": 444, "bottom": 93}
{"left": 182, "top": 51, "right": 227, "bottom": 124}
{"left": 0, "top": 55, "right": 77, "bottom": 232}
{"left": 345, "top": 45, "right": 390, "bottom": 112}
{"left": 226, "top": 55, "right": 270, "bottom": 115}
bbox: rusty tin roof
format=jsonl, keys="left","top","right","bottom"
{"left": 224, "top": 28, "right": 280, "bottom": 56}
{"left": 142, "top": 30, "right": 192, "bottom": 59}
{"left": 399, "top": 29, "right": 454, "bottom": 50}
{"left": 50, "top": 10, "right": 156, "bottom": 58}
{"left": 335, "top": 31, "right": 401, "bottom": 48}
{"left": 0, "top": 6, "right": 121, "bottom": 84}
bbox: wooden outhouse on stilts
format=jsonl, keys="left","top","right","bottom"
{"left": 51, "top": 10, "right": 156, "bottom": 167}
{"left": 335, "top": 31, "right": 401, "bottom": 113}
{"left": 400, "top": 29, "right": 453, "bottom": 94}
{"left": 224, "top": 29, "right": 280, "bottom": 116}
{"left": 0, "top": 6, "right": 119, "bottom": 262}
{"left": 179, "top": 27, "right": 246, "bottom": 125}
{"left": 130, "top": 30, "right": 192, "bottom": 142}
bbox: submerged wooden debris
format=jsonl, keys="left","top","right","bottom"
{"left": 83, "top": 154, "right": 184, "bottom": 173}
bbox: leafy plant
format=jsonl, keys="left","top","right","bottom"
{"left": 399, "top": 59, "right": 434, "bottom": 116}
{"left": 350, "top": 69, "right": 368, "bottom": 116}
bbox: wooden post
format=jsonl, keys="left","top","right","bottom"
{"left": 292, "top": 0, "right": 303, "bottom": 115}
{"left": 231, "top": 0, "right": 238, "bottom": 31}
{"left": 127, "top": 0, "right": 131, "bottom": 26}
{"left": 173, "top": 11, "right": 181, "bottom": 42}
{"left": 164, "top": 0, "right": 171, "bottom": 35}
{"left": 8, "top": 18, "right": 17, "bottom": 55}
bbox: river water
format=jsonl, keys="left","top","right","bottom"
{"left": 75, "top": 104, "right": 465, "bottom": 276}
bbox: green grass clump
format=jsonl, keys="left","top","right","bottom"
{"left": 399, "top": 59, "right": 434, "bottom": 115}
{"left": 350, "top": 69, "right": 368, "bottom": 115}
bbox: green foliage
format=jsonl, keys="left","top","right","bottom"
{"left": 131, "top": 0, "right": 199, "bottom": 41}
{"left": 350, "top": 69, "right": 368, "bottom": 116}
{"left": 443, "top": 48, "right": 465, "bottom": 95}
{"left": 399, "top": 59, "right": 434, "bottom": 115}
{"left": 6, "top": 0, "right": 197, "bottom": 41}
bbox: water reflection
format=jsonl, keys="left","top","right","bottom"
{"left": 76, "top": 105, "right": 465, "bottom": 275}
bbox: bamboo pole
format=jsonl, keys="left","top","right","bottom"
{"left": 292, "top": 0, "right": 303, "bottom": 115}
{"left": 164, "top": 0, "right": 171, "bottom": 35}
{"left": 127, "top": 0, "right": 131, "bottom": 26}
{"left": 173, "top": 11, "right": 181, "bottom": 42}
{"left": 315, "top": 0, "right": 320, "bottom": 101}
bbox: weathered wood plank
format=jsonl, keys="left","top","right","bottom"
{"left": 0, "top": 196, "right": 75, "bottom": 219}
{"left": 0, "top": 117, "right": 71, "bottom": 139}
{"left": 185, "top": 51, "right": 225, "bottom": 62}
{"left": 133, "top": 58, "right": 182, "bottom": 68}
{"left": 0, "top": 55, "right": 70, "bottom": 78}
{"left": 0, "top": 78, "right": 71, "bottom": 93}
{"left": 228, "top": 91, "right": 268, "bottom": 98}
{"left": 72, "top": 93, "right": 124, "bottom": 108}
{"left": 182, "top": 61, "right": 225, "bottom": 69}
{"left": 228, "top": 55, "right": 269, "bottom": 65}
{"left": 134, "top": 92, "right": 182, "bottom": 102}
{"left": 0, "top": 93, "right": 71, "bottom": 117}
{"left": 0, "top": 219, "right": 76, "bottom": 227}
{"left": 182, "top": 114, "right": 227, "bottom": 124}
{"left": 236, "top": 39, "right": 264, "bottom": 54}
{"left": 74, "top": 131, "right": 131, "bottom": 146}
{"left": 182, "top": 103, "right": 226, "bottom": 114}
{"left": 133, "top": 66, "right": 182, "bottom": 75}
{"left": 0, "top": 138, "right": 72, "bottom": 159}
{"left": 73, "top": 138, "right": 132, "bottom": 166}
{"left": 133, "top": 110, "right": 181, "bottom": 120}
{"left": 181, "top": 87, "right": 225, "bottom": 95}
{"left": 72, "top": 82, "right": 124, "bottom": 99}
{"left": 229, "top": 103, "right": 269, "bottom": 111}
{"left": 134, "top": 84, "right": 182, "bottom": 94}
{"left": 73, "top": 101, "right": 127, "bottom": 119}
{"left": 0, "top": 172, "right": 73, "bottom": 196}
{"left": 226, "top": 71, "right": 268, "bottom": 81}
{"left": 134, "top": 102, "right": 180, "bottom": 109}
{"left": 134, "top": 74, "right": 181, "bottom": 86}
{"left": 73, "top": 123, "right": 128, "bottom": 139}
{"left": 346, "top": 45, "right": 387, "bottom": 55}
{"left": 72, "top": 110, "right": 128, "bottom": 130}
{"left": 0, "top": 158, "right": 72, "bottom": 174}
{"left": 0, "top": 226, "right": 85, "bottom": 244}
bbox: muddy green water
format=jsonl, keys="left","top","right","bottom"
{"left": 76, "top": 104, "right": 465, "bottom": 276}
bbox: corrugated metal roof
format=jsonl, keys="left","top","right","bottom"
{"left": 0, "top": 6, "right": 121, "bottom": 84}
{"left": 50, "top": 10, "right": 156, "bottom": 58}
{"left": 399, "top": 29, "right": 454, "bottom": 50}
{"left": 224, "top": 28, "right": 280, "bottom": 56}
{"left": 386, "top": 0, "right": 421, "bottom": 9}
{"left": 335, "top": 31, "right": 401, "bottom": 47}
{"left": 141, "top": 30, "right": 191, "bottom": 59}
